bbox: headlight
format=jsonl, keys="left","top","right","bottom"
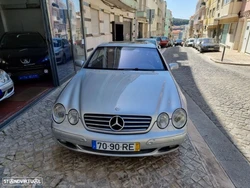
{"left": 157, "top": 113, "right": 170, "bottom": 129}
{"left": 0, "top": 58, "right": 7, "bottom": 64}
{"left": 52, "top": 103, "right": 66, "bottom": 123}
{"left": 172, "top": 108, "right": 187, "bottom": 129}
{"left": 41, "top": 56, "right": 49, "bottom": 62}
{"left": 68, "top": 109, "right": 79, "bottom": 125}
{"left": 0, "top": 69, "right": 10, "bottom": 83}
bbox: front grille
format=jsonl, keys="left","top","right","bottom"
{"left": 84, "top": 114, "right": 152, "bottom": 134}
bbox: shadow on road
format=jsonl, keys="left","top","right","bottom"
{"left": 163, "top": 46, "right": 250, "bottom": 187}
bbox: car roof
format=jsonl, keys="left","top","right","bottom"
{"left": 99, "top": 41, "right": 156, "bottom": 48}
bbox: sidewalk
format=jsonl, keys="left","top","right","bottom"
{"left": 205, "top": 48, "right": 250, "bottom": 66}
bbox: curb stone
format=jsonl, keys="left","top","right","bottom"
{"left": 210, "top": 58, "right": 250, "bottom": 66}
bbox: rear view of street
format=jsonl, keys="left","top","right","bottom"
{"left": 163, "top": 46, "right": 250, "bottom": 162}
{"left": 163, "top": 46, "right": 250, "bottom": 187}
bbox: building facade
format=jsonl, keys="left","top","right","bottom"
{"left": 165, "top": 9, "right": 173, "bottom": 38}
{"left": 193, "top": 0, "right": 206, "bottom": 38}
{"left": 202, "top": 0, "right": 243, "bottom": 50}
{"left": 239, "top": 0, "right": 250, "bottom": 54}
{"left": 189, "top": 16, "right": 195, "bottom": 38}
{"left": 82, "top": 0, "right": 137, "bottom": 57}
{"left": 136, "top": 0, "right": 149, "bottom": 38}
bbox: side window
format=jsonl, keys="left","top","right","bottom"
{"left": 88, "top": 48, "right": 105, "bottom": 68}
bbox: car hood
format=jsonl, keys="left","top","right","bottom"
{"left": 57, "top": 69, "right": 182, "bottom": 116}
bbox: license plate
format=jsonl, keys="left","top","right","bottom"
{"left": 208, "top": 48, "right": 214, "bottom": 50}
{"left": 19, "top": 74, "right": 39, "bottom": 80}
{"left": 92, "top": 140, "right": 140, "bottom": 151}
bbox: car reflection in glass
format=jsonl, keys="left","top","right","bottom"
{"left": 51, "top": 42, "right": 188, "bottom": 157}
{"left": 0, "top": 69, "right": 14, "bottom": 102}
{"left": 53, "top": 38, "right": 72, "bottom": 64}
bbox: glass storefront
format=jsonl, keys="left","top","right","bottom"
{"left": 45, "top": 0, "right": 85, "bottom": 84}
{"left": 0, "top": 0, "right": 85, "bottom": 126}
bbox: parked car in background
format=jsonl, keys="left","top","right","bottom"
{"left": 194, "top": 38, "right": 202, "bottom": 49}
{"left": 197, "top": 38, "right": 220, "bottom": 53}
{"left": 152, "top": 36, "right": 169, "bottom": 48}
{"left": 0, "top": 69, "right": 14, "bottom": 102}
{"left": 174, "top": 39, "right": 183, "bottom": 46}
{"left": 185, "top": 38, "right": 195, "bottom": 47}
{"left": 53, "top": 38, "right": 72, "bottom": 64}
{"left": 0, "top": 32, "right": 51, "bottom": 80}
{"left": 52, "top": 42, "right": 188, "bottom": 157}
{"left": 150, "top": 36, "right": 161, "bottom": 46}
{"left": 136, "top": 38, "right": 161, "bottom": 49}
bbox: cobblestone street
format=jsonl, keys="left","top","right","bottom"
{"left": 163, "top": 47, "right": 250, "bottom": 162}
{"left": 0, "top": 82, "right": 220, "bottom": 187}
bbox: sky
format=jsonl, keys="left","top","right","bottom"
{"left": 166, "top": 0, "right": 197, "bottom": 20}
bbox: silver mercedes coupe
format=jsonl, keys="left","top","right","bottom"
{"left": 51, "top": 42, "right": 188, "bottom": 157}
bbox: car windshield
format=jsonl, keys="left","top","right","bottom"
{"left": 202, "top": 38, "right": 215, "bottom": 43}
{"left": 161, "top": 37, "right": 168, "bottom": 40}
{"left": 0, "top": 33, "right": 47, "bottom": 49}
{"left": 190, "top": 40, "right": 194, "bottom": 42}
{"left": 136, "top": 39, "right": 156, "bottom": 46}
{"left": 53, "top": 39, "right": 62, "bottom": 47}
{"left": 85, "top": 47, "right": 166, "bottom": 71}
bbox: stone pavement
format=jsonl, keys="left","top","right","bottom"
{"left": 204, "top": 47, "right": 250, "bottom": 66}
{"left": 0, "top": 81, "right": 233, "bottom": 187}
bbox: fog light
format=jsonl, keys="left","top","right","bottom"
{"left": 44, "top": 69, "right": 49, "bottom": 74}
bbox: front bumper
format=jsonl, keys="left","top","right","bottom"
{"left": 0, "top": 80, "right": 14, "bottom": 102}
{"left": 52, "top": 122, "right": 187, "bottom": 157}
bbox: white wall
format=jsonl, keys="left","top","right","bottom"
{"left": 1, "top": 8, "right": 45, "bottom": 36}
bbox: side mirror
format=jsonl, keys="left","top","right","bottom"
{"left": 75, "top": 60, "right": 84, "bottom": 67}
{"left": 169, "top": 63, "right": 179, "bottom": 70}
{"left": 158, "top": 45, "right": 161, "bottom": 49}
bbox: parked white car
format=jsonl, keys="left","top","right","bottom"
{"left": 0, "top": 69, "right": 14, "bottom": 102}
{"left": 185, "top": 38, "right": 195, "bottom": 47}
{"left": 53, "top": 38, "right": 72, "bottom": 64}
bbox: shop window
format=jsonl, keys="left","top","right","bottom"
{"left": 91, "top": 9, "right": 100, "bottom": 35}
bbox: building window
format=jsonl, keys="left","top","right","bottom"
{"left": 212, "top": 8, "right": 215, "bottom": 17}
{"left": 223, "top": 0, "right": 231, "bottom": 6}
{"left": 103, "top": 13, "right": 110, "bottom": 34}
{"left": 91, "top": 9, "right": 100, "bottom": 35}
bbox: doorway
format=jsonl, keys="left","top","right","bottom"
{"left": 138, "top": 22, "right": 143, "bottom": 38}
{"left": 112, "top": 22, "right": 124, "bottom": 41}
{"left": 242, "top": 21, "right": 250, "bottom": 54}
